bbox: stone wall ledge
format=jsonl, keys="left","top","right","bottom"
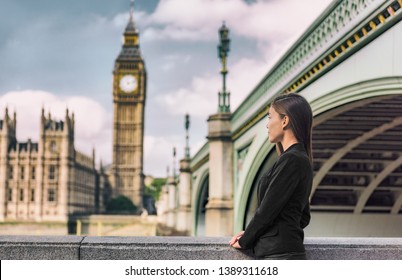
{"left": 0, "top": 236, "right": 401, "bottom": 260}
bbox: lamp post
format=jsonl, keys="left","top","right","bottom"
{"left": 172, "top": 147, "right": 176, "bottom": 178}
{"left": 217, "top": 22, "right": 231, "bottom": 113}
{"left": 205, "top": 22, "right": 234, "bottom": 236}
{"left": 184, "top": 114, "right": 190, "bottom": 159}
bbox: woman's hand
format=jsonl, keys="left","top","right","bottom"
{"left": 231, "top": 240, "right": 242, "bottom": 249}
{"left": 229, "top": 231, "right": 244, "bottom": 248}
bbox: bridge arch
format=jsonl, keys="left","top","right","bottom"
{"left": 235, "top": 77, "right": 402, "bottom": 233}
{"left": 234, "top": 131, "right": 276, "bottom": 232}
{"left": 192, "top": 168, "right": 209, "bottom": 236}
{"left": 308, "top": 77, "right": 402, "bottom": 214}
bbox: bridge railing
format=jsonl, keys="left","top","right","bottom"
{"left": 0, "top": 236, "right": 401, "bottom": 260}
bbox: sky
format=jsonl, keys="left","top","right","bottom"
{"left": 0, "top": 0, "right": 332, "bottom": 177}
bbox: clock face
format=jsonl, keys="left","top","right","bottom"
{"left": 119, "top": 74, "right": 137, "bottom": 93}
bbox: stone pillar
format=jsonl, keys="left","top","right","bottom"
{"left": 0, "top": 111, "right": 9, "bottom": 221}
{"left": 58, "top": 136, "right": 69, "bottom": 221}
{"left": 0, "top": 109, "right": 18, "bottom": 221}
{"left": 35, "top": 109, "right": 46, "bottom": 222}
{"left": 176, "top": 158, "right": 192, "bottom": 234}
{"left": 57, "top": 109, "right": 72, "bottom": 222}
{"left": 205, "top": 113, "right": 233, "bottom": 236}
{"left": 166, "top": 176, "right": 177, "bottom": 229}
{"left": 157, "top": 184, "right": 169, "bottom": 225}
{"left": 13, "top": 144, "right": 20, "bottom": 220}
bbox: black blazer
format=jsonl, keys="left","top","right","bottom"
{"left": 238, "top": 143, "right": 313, "bottom": 258}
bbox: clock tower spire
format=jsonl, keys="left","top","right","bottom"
{"left": 129, "top": 0, "right": 135, "bottom": 22}
{"left": 111, "top": 0, "right": 147, "bottom": 210}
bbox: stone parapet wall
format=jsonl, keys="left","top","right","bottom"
{"left": 0, "top": 236, "right": 401, "bottom": 260}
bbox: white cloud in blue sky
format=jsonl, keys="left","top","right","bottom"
{"left": 0, "top": 0, "right": 332, "bottom": 177}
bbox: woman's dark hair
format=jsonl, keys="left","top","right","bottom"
{"left": 271, "top": 93, "right": 313, "bottom": 163}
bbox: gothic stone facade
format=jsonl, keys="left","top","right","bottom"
{"left": 0, "top": 108, "right": 105, "bottom": 222}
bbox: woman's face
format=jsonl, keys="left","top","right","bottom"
{"left": 266, "top": 106, "right": 284, "bottom": 143}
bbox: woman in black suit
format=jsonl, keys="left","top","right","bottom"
{"left": 230, "top": 93, "right": 313, "bottom": 260}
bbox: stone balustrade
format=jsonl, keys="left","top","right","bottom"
{"left": 0, "top": 236, "right": 401, "bottom": 260}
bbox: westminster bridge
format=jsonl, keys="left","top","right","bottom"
{"left": 158, "top": 0, "right": 402, "bottom": 238}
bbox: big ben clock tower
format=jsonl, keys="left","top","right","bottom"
{"left": 111, "top": 1, "right": 146, "bottom": 209}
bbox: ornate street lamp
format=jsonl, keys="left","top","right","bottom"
{"left": 217, "top": 22, "right": 231, "bottom": 113}
{"left": 184, "top": 113, "right": 190, "bottom": 159}
{"left": 172, "top": 146, "right": 176, "bottom": 178}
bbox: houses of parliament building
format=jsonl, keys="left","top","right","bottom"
{"left": 0, "top": 5, "right": 146, "bottom": 222}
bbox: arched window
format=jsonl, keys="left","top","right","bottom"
{"left": 50, "top": 141, "right": 57, "bottom": 153}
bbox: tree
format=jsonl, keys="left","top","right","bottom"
{"left": 106, "top": 195, "right": 138, "bottom": 214}
{"left": 144, "top": 177, "right": 167, "bottom": 201}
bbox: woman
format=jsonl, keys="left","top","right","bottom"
{"left": 230, "top": 93, "right": 313, "bottom": 260}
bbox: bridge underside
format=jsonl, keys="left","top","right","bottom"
{"left": 311, "top": 94, "right": 402, "bottom": 214}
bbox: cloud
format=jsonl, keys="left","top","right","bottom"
{"left": 155, "top": 55, "right": 269, "bottom": 119}
{"left": 144, "top": 134, "right": 183, "bottom": 177}
{"left": 158, "top": 54, "right": 192, "bottom": 72}
{"left": 145, "top": 0, "right": 245, "bottom": 41}
{"left": 0, "top": 90, "right": 112, "bottom": 167}
{"left": 143, "top": 0, "right": 332, "bottom": 43}
{"left": 155, "top": 74, "right": 218, "bottom": 118}
{"left": 144, "top": 134, "right": 207, "bottom": 177}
